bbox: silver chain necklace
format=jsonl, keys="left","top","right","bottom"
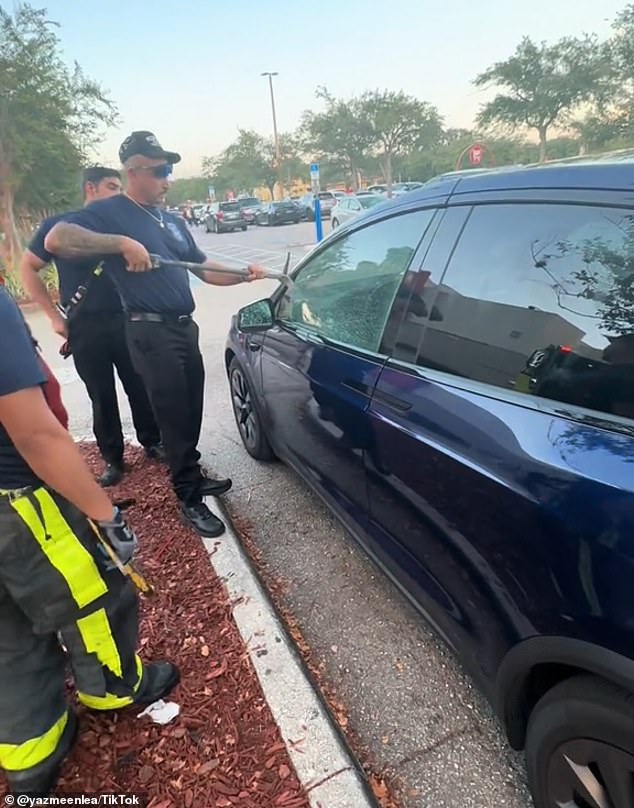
{"left": 124, "top": 193, "right": 165, "bottom": 228}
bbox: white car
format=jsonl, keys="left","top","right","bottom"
{"left": 331, "top": 194, "right": 384, "bottom": 229}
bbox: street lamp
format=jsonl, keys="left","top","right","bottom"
{"left": 261, "top": 71, "right": 280, "bottom": 164}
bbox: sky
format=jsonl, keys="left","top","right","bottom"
{"left": 30, "top": 0, "right": 628, "bottom": 176}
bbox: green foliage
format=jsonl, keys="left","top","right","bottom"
{"left": 165, "top": 177, "right": 211, "bottom": 206}
{"left": 300, "top": 87, "right": 373, "bottom": 187}
{"left": 0, "top": 3, "right": 118, "bottom": 278}
{"left": 475, "top": 36, "right": 606, "bottom": 160}
{"left": 203, "top": 128, "right": 304, "bottom": 199}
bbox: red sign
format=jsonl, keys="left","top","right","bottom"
{"left": 469, "top": 145, "right": 483, "bottom": 165}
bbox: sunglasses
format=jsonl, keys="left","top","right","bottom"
{"left": 136, "top": 164, "right": 173, "bottom": 179}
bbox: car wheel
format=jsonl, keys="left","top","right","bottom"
{"left": 229, "top": 358, "right": 274, "bottom": 461}
{"left": 525, "top": 675, "right": 634, "bottom": 808}
{"left": 332, "top": 218, "right": 339, "bottom": 229}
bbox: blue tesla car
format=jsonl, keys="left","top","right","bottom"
{"left": 225, "top": 158, "right": 634, "bottom": 808}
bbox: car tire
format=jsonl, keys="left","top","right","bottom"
{"left": 525, "top": 674, "right": 634, "bottom": 808}
{"left": 228, "top": 358, "right": 275, "bottom": 461}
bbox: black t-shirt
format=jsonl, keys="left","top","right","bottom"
{"left": 68, "top": 196, "right": 207, "bottom": 315}
{"left": 0, "top": 288, "right": 46, "bottom": 488}
{"left": 29, "top": 213, "right": 123, "bottom": 314}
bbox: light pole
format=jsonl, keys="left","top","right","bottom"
{"left": 261, "top": 71, "right": 280, "bottom": 165}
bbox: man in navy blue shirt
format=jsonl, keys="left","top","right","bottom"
{"left": 21, "top": 167, "right": 163, "bottom": 487}
{"left": 45, "top": 131, "right": 268, "bottom": 538}
{"left": 0, "top": 287, "right": 179, "bottom": 797}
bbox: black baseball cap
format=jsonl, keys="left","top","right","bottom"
{"left": 119, "top": 131, "right": 181, "bottom": 165}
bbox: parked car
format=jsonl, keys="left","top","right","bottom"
{"left": 331, "top": 194, "right": 384, "bottom": 229}
{"left": 255, "top": 201, "right": 301, "bottom": 226}
{"left": 237, "top": 196, "right": 261, "bottom": 225}
{"left": 391, "top": 181, "right": 424, "bottom": 196}
{"left": 204, "top": 201, "right": 247, "bottom": 233}
{"left": 298, "top": 191, "right": 337, "bottom": 221}
{"left": 225, "top": 158, "right": 634, "bottom": 808}
{"left": 367, "top": 184, "right": 387, "bottom": 195}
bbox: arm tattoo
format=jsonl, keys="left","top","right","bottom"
{"left": 45, "top": 223, "right": 122, "bottom": 259}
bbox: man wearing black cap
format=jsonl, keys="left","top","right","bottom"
{"left": 45, "top": 132, "right": 268, "bottom": 538}
{"left": 21, "top": 167, "right": 164, "bottom": 488}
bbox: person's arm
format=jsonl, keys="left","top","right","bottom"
{"left": 45, "top": 223, "right": 152, "bottom": 272}
{"left": 0, "top": 387, "right": 113, "bottom": 521}
{"left": 190, "top": 260, "right": 268, "bottom": 286}
{"left": 20, "top": 249, "right": 68, "bottom": 339}
{"left": 177, "top": 229, "right": 267, "bottom": 285}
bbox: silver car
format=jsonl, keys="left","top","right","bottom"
{"left": 331, "top": 194, "right": 384, "bottom": 229}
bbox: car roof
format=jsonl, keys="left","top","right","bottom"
{"left": 413, "top": 152, "right": 634, "bottom": 202}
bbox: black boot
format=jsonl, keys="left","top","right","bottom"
{"left": 144, "top": 444, "right": 167, "bottom": 463}
{"left": 7, "top": 710, "right": 78, "bottom": 797}
{"left": 135, "top": 662, "right": 181, "bottom": 704}
{"left": 98, "top": 462, "right": 124, "bottom": 487}
{"left": 181, "top": 501, "right": 226, "bottom": 537}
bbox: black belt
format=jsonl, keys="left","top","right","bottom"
{"left": 127, "top": 312, "right": 192, "bottom": 324}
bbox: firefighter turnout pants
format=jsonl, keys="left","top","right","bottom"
{"left": 0, "top": 486, "right": 143, "bottom": 779}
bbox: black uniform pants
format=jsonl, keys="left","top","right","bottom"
{"left": 126, "top": 317, "right": 205, "bottom": 503}
{"left": 69, "top": 312, "right": 161, "bottom": 464}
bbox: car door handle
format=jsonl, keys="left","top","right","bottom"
{"left": 247, "top": 338, "right": 263, "bottom": 352}
{"left": 372, "top": 389, "right": 412, "bottom": 412}
{"left": 341, "top": 379, "right": 373, "bottom": 398}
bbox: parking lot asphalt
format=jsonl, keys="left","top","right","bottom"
{"left": 27, "top": 221, "right": 534, "bottom": 808}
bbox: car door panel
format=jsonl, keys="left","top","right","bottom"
{"left": 366, "top": 197, "right": 634, "bottom": 693}
{"left": 259, "top": 325, "right": 382, "bottom": 528}
{"left": 257, "top": 207, "right": 442, "bottom": 533}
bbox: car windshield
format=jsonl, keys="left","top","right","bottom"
{"left": 220, "top": 202, "right": 240, "bottom": 212}
{"left": 359, "top": 196, "right": 383, "bottom": 209}
{"left": 238, "top": 198, "right": 259, "bottom": 207}
{"left": 318, "top": 193, "right": 334, "bottom": 199}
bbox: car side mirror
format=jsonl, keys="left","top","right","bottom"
{"left": 237, "top": 299, "right": 274, "bottom": 331}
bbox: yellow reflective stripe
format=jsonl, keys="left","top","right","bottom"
{"left": 11, "top": 489, "right": 108, "bottom": 608}
{"left": 78, "top": 691, "right": 133, "bottom": 710}
{"left": 77, "top": 607, "right": 123, "bottom": 677}
{"left": 77, "top": 654, "right": 143, "bottom": 711}
{"left": 0, "top": 710, "right": 68, "bottom": 771}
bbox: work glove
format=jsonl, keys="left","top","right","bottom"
{"left": 95, "top": 507, "right": 138, "bottom": 568}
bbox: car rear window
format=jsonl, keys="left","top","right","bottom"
{"left": 319, "top": 192, "right": 334, "bottom": 199}
{"left": 238, "top": 198, "right": 259, "bottom": 207}
{"left": 220, "top": 202, "right": 240, "bottom": 212}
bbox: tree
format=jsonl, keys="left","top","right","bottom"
{"left": 474, "top": 36, "right": 605, "bottom": 162}
{"left": 0, "top": 4, "right": 117, "bottom": 274}
{"left": 165, "top": 177, "right": 211, "bottom": 206}
{"left": 358, "top": 90, "right": 443, "bottom": 194}
{"left": 301, "top": 88, "right": 372, "bottom": 189}
{"left": 203, "top": 129, "right": 304, "bottom": 200}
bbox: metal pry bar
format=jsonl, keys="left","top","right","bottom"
{"left": 149, "top": 253, "right": 294, "bottom": 288}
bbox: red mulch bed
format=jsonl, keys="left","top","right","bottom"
{"left": 0, "top": 445, "right": 310, "bottom": 808}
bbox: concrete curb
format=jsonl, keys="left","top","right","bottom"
{"left": 202, "top": 497, "right": 378, "bottom": 808}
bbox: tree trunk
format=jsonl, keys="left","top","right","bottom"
{"left": 384, "top": 154, "right": 393, "bottom": 197}
{"left": 538, "top": 127, "right": 548, "bottom": 163}
{"left": 0, "top": 169, "right": 22, "bottom": 278}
